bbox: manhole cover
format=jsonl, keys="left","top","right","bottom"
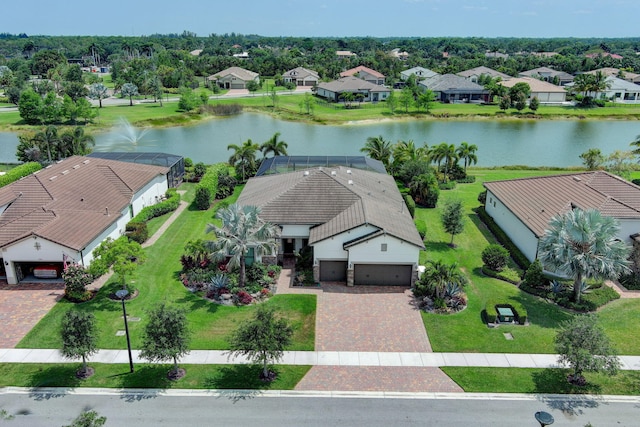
{"left": 128, "top": 317, "right": 141, "bottom": 322}
{"left": 115, "top": 330, "right": 126, "bottom": 336}
{"left": 503, "top": 332, "right": 514, "bottom": 340}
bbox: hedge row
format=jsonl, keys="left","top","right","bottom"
{"left": 194, "top": 163, "right": 228, "bottom": 210}
{"left": 0, "top": 162, "right": 42, "bottom": 187}
{"left": 475, "top": 206, "right": 531, "bottom": 270}
{"left": 403, "top": 194, "right": 415, "bottom": 218}
{"left": 519, "top": 282, "right": 619, "bottom": 312}
{"left": 483, "top": 300, "right": 528, "bottom": 325}
{"left": 125, "top": 188, "right": 180, "bottom": 244}
{"left": 481, "top": 265, "right": 521, "bottom": 285}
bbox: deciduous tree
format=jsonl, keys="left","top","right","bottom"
{"left": 440, "top": 199, "right": 464, "bottom": 246}
{"left": 61, "top": 310, "right": 98, "bottom": 378}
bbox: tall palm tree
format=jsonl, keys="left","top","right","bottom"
{"left": 629, "top": 135, "right": 640, "bottom": 158}
{"left": 227, "top": 139, "right": 260, "bottom": 182}
{"left": 88, "top": 83, "right": 109, "bottom": 108}
{"left": 360, "top": 135, "right": 392, "bottom": 168}
{"left": 260, "top": 132, "right": 288, "bottom": 157}
{"left": 456, "top": 141, "right": 478, "bottom": 174}
{"left": 538, "top": 209, "right": 631, "bottom": 303}
{"left": 59, "top": 127, "right": 95, "bottom": 157}
{"left": 422, "top": 260, "right": 467, "bottom": 300}
{"left": 33, "top": 125, "right": 60, "bottom": 163}
{"left": 206, "top": 204, "right": 278, "bottom": 288}
{"left": 431, "top": 143, "right": 458, "bottom": 180}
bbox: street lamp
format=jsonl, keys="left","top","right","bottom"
{"left": 115, "top": 289, "right": 134, "bottom": 373}
{"left": 535, "top": 411, "right": 554, "bottom": 427}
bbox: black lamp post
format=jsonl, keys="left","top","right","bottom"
{"left": 535, "top": 411, "right": 554, "bottom": 427}
{"left": 115, "top": 289, "right": 134, "bottom": 373}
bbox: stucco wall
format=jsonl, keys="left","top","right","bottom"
{"left": 313, "top": 224, "right": 378, "bottom": 262}
{"left": 347, "top": 234, "right": 419, "bottom": 265}
{"left": 131, "top": 174, "right": 168, "bottom": 216}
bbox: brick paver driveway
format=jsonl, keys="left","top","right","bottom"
{"left": 0, "top": 281, "right": 65, "bottom": 347}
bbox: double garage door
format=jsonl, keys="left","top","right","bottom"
{"left": 319, "top": 261, "right": 412, "bottom": 286}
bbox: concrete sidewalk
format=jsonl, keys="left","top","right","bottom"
{"left": 2, "top": 349, "right": 640, "bottom": 370}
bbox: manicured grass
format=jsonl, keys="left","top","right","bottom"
{"left": 417, "top": 169, "right": 640, "bottom": 355}
{"left": 17, "top": 183, "right": 316, "bottom": 351}
{"left": 0, "top": 363, "right": 310, "bottom": 390}
{"left": 443, "top": 367, "right": 640, "bottom": 395}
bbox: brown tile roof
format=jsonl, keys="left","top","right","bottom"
{"left": 340, "top": 66, "right": 385, "bottom": 79}
{"left": 237, "top": 167, "right": 424, "bottom": 248}
{"left": 0, "top": 156, "right": 168, "bottom": 250}
{"left": 484, "top": 171, "right": 640, "bottom": 237}
{"left": 317, "top": 77, "right": 390, "bottom": 94}
{"left": 498, "top": 77, "right": 567, "bottom": 93}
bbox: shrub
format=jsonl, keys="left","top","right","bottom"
{"left": 414, "top": 219, "right": 427, "bottom": 239}
{"left": 477, "top": 190, "right": 487, "bottom": 204}
{"left": 456, "top": 176, "right": 476, "bottom": 184}
{"left": 483, "top": 300, "right": 527, "bottom": 325}
{"left": 522, "top": 259, "right": 548, "bottom": 289}
{"left": 216, "top": 172, "right": 237, "bottom": 199}
{"left": 208, "top": 103, "right": 243, "bottom": 116}
{"left": 438, "top": 181, "right": 457, "bottom": 190}
{"left": 475, "top": 206, "right": 530, "bottom": 269}
{"left": 0, "top": 162, "right": 42, "bottom": 187}
{"left": 193, "top": 163, "right": 228, "bottom": 210}
{"left": 236, "top": 290, "right": 253, "bottom": 305}
{"left": 619, "top": 273, "right": 640, "bottom": 290}
{"left": 125, "top": 221, "right": 148, "bottom": 244}
{"left": 184, "top": 158, "right": 193, "bottom": 168}
{"left": 62, "top": 264, "right": 94, "bottom": 302}
{"left": 403, "top": 194, "right": 416, "bottom": 218}
{"left": 194, "top": 186, "right": 211, "bottom": 210}
{"left": 482, "top": 244, "right": 510, "bottom": 271}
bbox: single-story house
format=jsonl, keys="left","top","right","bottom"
{"left": 485, "top": 51, "right": 509, "bottom": 59}
{"left": 585, "top": 52, "right": 623, "bottom": 60}
{"left": 498, "top": 77, "right": 567, "bottom": 103}
{"left": 207, "top": 66, "right": 259, "bottom": 89}
{"left": 457, "top": 66, "right": 510, "bottom": 83}
{"left": 389, "top": 48, "right": 409, "bottom": 60}
{"left": 282, "top": 67, "right": 319, "bottom": 87}
{"left": 584, "top": 68, "right": 640, "bottom": 84}
{"left": 236, "top": 160, "right": 425, "bottom": 286}
{"left": 400, "top": 67, "right": 439, "bottom": 81}
{"left": 0, "top": 156, "right": 170, "bottom": 284}
{"left": 483, "top": 171, "right": 640, "bottom": 263}
{"left": 340, "top": 66, "right": 385, "bottom": 85}
{"left": 87, "top": 152, "right": 185, "bottom": 188}
{"left": 336, "top": 50, "right": 357, "bottom": 58}
{"left": 518, "top": 67, "right": 574, "bottom": 86}
{"left": 419, "top": 74, "right": 489, "bottom": 103}
{"left": 315, "top": 77, "right": 391, "bottom": 103}
{"left": 596, "top": 76, "right": 640, "bottom": 103}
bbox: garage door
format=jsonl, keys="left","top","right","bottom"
{"left": 354, "top": 264, "right": 412, "bottom": 286}
{"left": 319, "top": 261, "right": 347, "bottom": 282}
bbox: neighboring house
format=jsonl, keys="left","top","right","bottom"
{"left": 282, "top": 67, "right": 320, "bottom": 87}
{"left": 340, "top": 66, "right": 385, "bottom": 85}
{"left": 315, "top": 77, "right": 391, "bottom": 102}
{"left": 207, "top": 66, "right": 259, "bottom": 89}
{"left": 87, "top": 152, "right": 185, "bottom": 188}
{"left": 419, "top": 74, "right": 489, "bottom": 103}
{"left": 518, "top": 67, "right": 574, "bottom": 86}
{"left": 483, "top": 171, "right": 640, "bottom": 263}
{"left": 0, "top": 156, "right": 170, "bottom": 284}
{"left": 586, "top": 52, "right": 623, "bottom": 60}
{"left": 336, "top": 50, "right": 357, "bottom": 58}
{"left": 485, "top": 51, "right": 508, "bottom": 59}
{"left": 498, "top": 77, "right": 567, "bottom": 103}
{"left": 232, "top": 52, "right": 250, "bottom": 59}
{"left": 530, "top": 52, "right": 559, "bottom": 58}
{"left": 189, "top": 49, "right": 203, "bottom": 56}
{"left": 457, "top": 66, "right": 511, "bottom": 83}
{"left": 573, "top": 76, "right": 640, "bottom": 103}
{"left": 400, "top": 67, "right": 439, "bottom": 81}
{"left": 237, "top": 160, "right": 424, "bottom": 286}
{"left": 584, "top": 68, "right": 640, "bottom": 84}
{"left": 389, "top": 48, "right": 409, "bottom": 60}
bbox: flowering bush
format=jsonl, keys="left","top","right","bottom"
{"left": 236, "top": 290, "right": 253, "bottom": 305}
{"left": 62, "top": 263, "right": 94, "bottom": 302}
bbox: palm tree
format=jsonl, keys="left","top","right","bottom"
{"left": 629, "top": 135, "right": 640, "bottom": 159}
{"left": 538, "top": 209, "right": 631, "bottom": 303}
{"left": 59, "top": 127, "right": 95, "bottom": 157}
{"left": 206, "top": 204, "right": 278, "bottom": 288}
{"left": 421, "top": 260, "right": 467, "bottom": 300}
{"left": 120, "top": 83, "right": 139, "bottom": 106}
{"left": 456, "top": 142, "right": 478, "bottom": 174}
{"left": 360, "top": 135, "right": 392, "bottom": 168}
{"left": 33, "top": 125, "right": 60, "bottom": 163}
{"left": 260, "top": 132, "right": 288, "bottom": 157}
{"left": 227, "top": 139, "right": 260, "bottom": 182}
{"left": 88, "top": 83, "right": 109, "bottom": 108}
{"left": 432, "top": 143, "right": 458, "bottom": 180}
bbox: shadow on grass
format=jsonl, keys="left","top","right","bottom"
{"left": 203, "top": 365, "right": 277, "bottom": 402}
{"left": 27, "top": 365, "right": 82, "bottom": 400}
{"left": 532, "top": 369, "right": 602, "bottom": 416}
{"left": 116, "top": 365, "right": 173, "bottom": 401}
{"left": 423, "top": 241, "right": 453, "bottom": 254}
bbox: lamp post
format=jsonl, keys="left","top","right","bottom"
{"left": 534, "top": 411, "right": 554, "bottom": 427}
{"left": 115, "top": 289, "right": 134, "bottom": 373}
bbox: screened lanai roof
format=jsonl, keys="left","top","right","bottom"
{"left": 256, "top": 156, "right": 386, "bottom": 176}
{"left": 88, "top": 152, "right": 183, "bottom": 168}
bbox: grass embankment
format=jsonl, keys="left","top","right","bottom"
{"left": 17, "top": 183, "right": 316, "bottom": 351}
{"left": 416, "top": 168, "right": 640, "bottom": 355}
{"left": 0, "top": 363, "right": 310, "bottom": 390}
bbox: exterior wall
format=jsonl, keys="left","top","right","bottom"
{"left": 131, "top": 174, "right": 168, "bottom": 217}
{"left": 531, "top": 91, "right": 566, "bottom": 103}
{"left": 313, "top": 224, "right": 378, "bottom": 263}
{"left": 80, "top": 206, "right": 131, "bottom": 266}
{"left": 347, "top": 234, "right": 420, "bottom": 266}
{"left": 3, "top": 237, "right": 80, "bottom": 284}
{"left": 485, "top": 190, "right": 540, "bottom": 262}
{"left": 281, "top": 224, "right": 311, "bottom": 238}
{"left": 316, "top": 87, "right": 336, "bottom": 101}
{"left": 617, "top": 219, "right": 640, "bottom": 245}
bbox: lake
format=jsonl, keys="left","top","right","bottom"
{"left": 1, "top": 113, "right": 639, "bottom": 166}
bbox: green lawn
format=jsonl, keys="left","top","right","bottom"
{"left": 443, "top": 367, "right": 640, "bottom": 395}
{"left": 17, "top": 183, "right": 316, "bottom": 351}
{"left": 0, "top": 363, "right": 310, "bottom": 390}
{"left": 417, "top": 168, "right": 640, "bottom": 355}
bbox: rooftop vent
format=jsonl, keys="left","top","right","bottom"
{"left": 348, "top": 180, "right": 354, "bottom": 185}
{"left": 347, "top": 169, "right": 352, "bottom": 174}
{"left": 61, "top": 170, "right": 69, "bottom": 175}
{"left": 82, "top": 159, "right": 90, "bottom": 164}
{"left": 49, "top": 176, "right": 57, "bottom": 181}
{"left": 303, "top": 171, "right": 310, "bottom": 176}
{"left": 73, "top": 164, "right": 80, "bottom": 169}
{"left": 331, "top": 170, "right": 337, "bottom": 176}
{"left": 573, "top": 176, "right": 582, "bottom": 182}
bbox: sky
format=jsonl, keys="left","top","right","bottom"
{"left": 4, "top": 0, "right": 640, "bottom": 38}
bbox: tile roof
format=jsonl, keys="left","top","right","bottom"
{"left": 498, "top": 77, "right": 568, "bottom": 93}
{"left": 0, "top": 156, "right": 168, "bottom": 250}
{"left": 457, "top": 66, "right": 511, "bottom": 80}
{"left": 237, "top": 167, "right": 424, "bottom": 248}
{"left": 317, "top": 77, "right": 390, "bottom": 93}
{"left": 420, "top": 74, "right": 487, "bottom": 92}
{"left": 484, "top": 171, "right": 640, "bottom": 237}
{"left": 401, "top": 67, "right": 439, "bottom": 79}
{"left": 283, "top": 67, "right": 319, "bottom": 79}
{"left": 208, "top": 66, "right": 258, "bottom": 81}
{"left": 518, "top": 67, "right": 574, "bottom": 81}
{"left": 340, "top": 66, "right": 385, "bottom": 79}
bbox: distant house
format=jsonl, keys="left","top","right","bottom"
{"left": 585, "top": 68, "right": 640, "bottom": 84}
{"left": 485, "top": 51, "right": 509, "bottom": 59}
{"left": 518, "top": 67, "right": 574, "bottom": 86}
{"left": 389, "top": 48, "right": 409, "bottom": 61}
{"left": 594, "top": 76, "right": 640, "bottom": 103}
{"left": 232, "top": 52, "right": 250, "bottom": 59}
{"left": 0, "top": 156, "right": 169, "bottom": 284}
{"left": 282, "top": 67, "right": 319, "bottom": 87}
{"left": 586, "top": 52, "right": 623, "bottom": 60}
{"left": 336, "top": 50, "right": 357, "bottom": 58}
{"left": 189, "top": 49, "right": 203, "bottom": 56}
{"left": 316, "top": 77, "right": 391, "bottom": 102}
{"left": 340, "top": 66, "right": 385, "bottom": 85}
{"left": 457, "top": 66, "right": 511, "bottom": 83}
{"left": 484, "top": 171, "right": 640, "bottom": 263}
{"left": 207, "top": 66, "right": 259, "bottom": 89}
{"left": 419, "top": 74, "right": 489, "bottom": 103}
{"left": 498, "top": 77, "right": 567, "bottom": 103}
{"left": 400, "top": 67, "right": 439, "bottom": 82}
{"left": 237, "top": 159, "right": 424, "bottom": 286}
{"left": 530, "top": 52, "right": 559, "bottom": 58}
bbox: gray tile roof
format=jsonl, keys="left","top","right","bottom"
{"left": 519, "top": 67, "right": 574, "bottom": 81}
{"left": 283, "top": 67, "right": 319, "bottom": 79}
{"left": 484, "top": 171, "right": 640, "bottom": 237}
{"left": 317, "top": 77, "right": 391, "bottom": 93}
{"left": 237, "top": 167, "right": 424, "bottom": 248}
{"left": 208, "top": 67, "right": 258, "bottom": 82}
{"left": 0, "top": 156, "right": 168, "bottom": 250}
{"left": 420, "top": 74, "right": 487, "bottom": 92}
{"left": 457, "top": 66, "right": 511, "bottom": 80}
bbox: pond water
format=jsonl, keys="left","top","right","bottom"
{"left": 1, "top": 113, "right": 639, "bottom": 167}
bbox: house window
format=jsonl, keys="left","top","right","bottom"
{"left": 381, "top": 243, "right": 387, "bottom": 252}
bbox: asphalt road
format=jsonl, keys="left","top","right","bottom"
{"left": 0, "top": 389, "right": 638, "bottom": 426}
